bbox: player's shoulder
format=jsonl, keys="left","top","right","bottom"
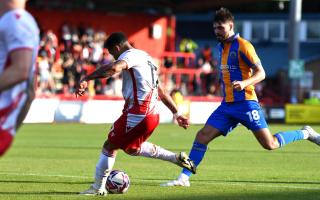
{"left": 2, "top": 9, "right": 25, "bottom": 22}
{"left": 126, "top": 48, "right": 148, "bottom": 55}
{"left": 236, "top": 36, "right": 252, "bottom": 46}
{"left": 1, "top": 9, "right": 36, "bottom": 28}
{"left": 119, "top": 48, "right": 148, "bottom": 59}
{"left": 236, "top": 36, "right": 255, "bottom": 52}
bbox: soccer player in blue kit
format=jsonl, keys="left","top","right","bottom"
{"left": 162, "top": 7, "right": 320, "bottom": 187}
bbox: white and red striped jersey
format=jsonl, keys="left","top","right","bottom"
{"left": 118, "top": 49, "right": 159, "bottom": 115}
{"left": 0, "top": 9, "right": 39, "bottom": 135}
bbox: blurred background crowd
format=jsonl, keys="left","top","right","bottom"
{"left": 36, "top": 25, "right": 221, "bottom": 98}
{"left": 30, "top": 0, "right": 320, "bottom": 107}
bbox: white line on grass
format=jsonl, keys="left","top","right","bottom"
{"left": 194, "top": 181, "right": 320, "bottom": 190}
{"left": 0, "top": 172, "right": 91, "bottom": 179}
{"left": 1, "top": 172, "right": 319, "bottom": 190}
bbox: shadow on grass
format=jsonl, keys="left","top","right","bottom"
{"left": 126, "top": 190, "right": 320, "bottom": 200}
{"left": 0, "top": 179, "right": 91, "bottom": 185}
{"left": 168, "top": 148, "right": 320, "bottom": 155}
{"left": 0, "top": 192, "right": 77, "bottom": 195}
{"left": 1, "top": 190, "right": 319, "bottom": 200}
{"left": 135, "top": 177, "right": 320, "bottom": 185}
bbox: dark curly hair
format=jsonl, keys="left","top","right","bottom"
{"left": 213, "top": 7, "right": 234, "bottom": 23}
{"left": 104, "top": 32, "right": 128, "bottom": 49}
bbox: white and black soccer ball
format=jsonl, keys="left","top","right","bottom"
{"left": 106, "top": 170, "right": 130, "bottom": 194}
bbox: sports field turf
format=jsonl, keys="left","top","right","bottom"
{"left": 1, "top": 123, "right": 320, "bottom": 200}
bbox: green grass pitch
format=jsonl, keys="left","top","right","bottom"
{"left": 1, "top": 123, "right": 320, "bottom": 200}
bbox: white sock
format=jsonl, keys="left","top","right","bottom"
{"left": 178, "top": 173, "right": 190, "bottom": 181}
{"left": 93, "top": 152, "right": 116, "bottom": 189}
{"left": 138, "top": 142, "right": 177, "bottom": 164}
{"left": 301, "top": 130, "right": 309, "bottom": 139}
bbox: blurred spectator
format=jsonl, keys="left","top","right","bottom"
{"left": 61, "top": 53, "right": 75, "bottom": 94}
{"left": 35, "top": 25, "right": 224, "bottom": 99}
{"left": 178, "top": 38, "right": 198, "bottom": 68}
{"left": 37, "top": 50, "right": 53, "bottom": 94}
{"left": 39, "top": 30, "right": 58, "bottom": 65}
{"left": 61, "top": 23, "right": 72, "bottom": 52}
{"left": 179, "top": 38, "right": 198, "bottom": 53}
{"left": 71, "top": 25, "right": 80, "bottom": 44}
{"left": 164, "top": 57, "right": 174, "bottom": 69}
{"left": 207, "top": 84, "right": 219, "bottom": 98}
{"left": 200, "top": 44, "right": 213, "bottom": 67}
{"left": 104, "top": 74, "right": 122, "bottom": 97}
{"left": 170, "top": 88, "right": 190, "bottom": 120}
{"left": 51, "top": 58, "right": 64, "bottom": 94}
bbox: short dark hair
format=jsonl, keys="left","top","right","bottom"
{"left": 213, "top": 7, "right": 234, "bottom": 23}
{"left": 104, "top": 32, "right": 128, "bottom": 49}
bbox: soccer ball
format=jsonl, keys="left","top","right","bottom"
{"left": 106, "top": 170, "right": 130, "bottom": 194}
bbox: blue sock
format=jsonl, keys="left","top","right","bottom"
{"left": 182, "top": 141, "right": 207, "bottom": 177}
{"left": 274, "top": 130, "right": 304, "bottom": 147}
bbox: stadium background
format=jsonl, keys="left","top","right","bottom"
{"left": 25, "top": 0, "right": 320, "bottom": 124}
{"left": 1, "top": 1, "right": 320, "bottom": 200}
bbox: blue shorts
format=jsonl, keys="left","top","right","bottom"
{"left": 206, "top": 100, "right": 268, "bottom": 136}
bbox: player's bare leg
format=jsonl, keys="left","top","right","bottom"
{"left": 254, "top": 126, "right": 319, "bottom": 149}
{"left": 129, "top": 142, "right": 196, "bottom": 173}
{"left": 80, "top": 140, "right": 117, "bottom": 195}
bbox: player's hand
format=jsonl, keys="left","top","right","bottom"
{"left": 75, "top": 80, "right": 88, "bottom": 97}
{"left": 232, "top": 80, "right": 245, "bottom": 91}
{"left": 174, "top": 114, "right": 190, "bottom": 129}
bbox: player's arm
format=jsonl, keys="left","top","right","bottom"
{"left": 0, "top": 49, "right": 33, "bottom": 92}
{"left": 158, "top": 84, "right": 189, "bottom": 129}
{"left": 233, "top": 43, "right": 265, "bottom": 91}
{"left": 16, "top": 76, "right": 36, "bottom": 130}
{"left": 232, "top": 63, "right": 265, "bottom": 91}
{"left": 75, "top": 60, "right": 127, "bottom": 97}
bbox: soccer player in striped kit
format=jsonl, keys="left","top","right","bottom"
{"left": 76, "top": 32, "right": 196, "bottom": 195}
{"left": 0, "top": 0, "right": 39, "bottom": 156}
{"left": 162, "top": 7, "right": 320, "bottom": 187}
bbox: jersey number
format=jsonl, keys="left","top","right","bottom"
{"left": 147, "top": 61, "right": 158, "bottom": 88}
{"left": 246, "top": 110, "right": 260, "bottom": 122}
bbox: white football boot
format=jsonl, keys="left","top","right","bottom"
{"left": 79, "top": 182, "right": 108, "bottom": 196}
{"left": 79, "top": 170, "right": 110, "bottom": 196}
{"left": 303, "top": 126, "right": 320, "bottom": 145}
{"left": 176, "top": 152, "right": 196, "bottom": 174}
{"left": 160, "top": 179, "right": 190, "bottom": 187}
{"left": 97, "top": 170, "right": 110, "bottom": 196}
{"left": 79, "top": 185, "right": 99, "bottom": 195}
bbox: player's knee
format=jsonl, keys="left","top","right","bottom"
{"left": 261, "top": 142, "right": 277, "bottom": 151}
{"left": 124, "top": 148, "right": 140, "bottom": 156}
{"left": 196, "top": 129, "right": 212, "bottom": 144}
{"left": 102, "top": 140, "right": 118, "bottom": 157}
{"left": 103, "top": 140, "right": 117, "bottom": 151}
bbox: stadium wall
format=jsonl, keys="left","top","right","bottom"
{"left": 23, "top": 98, "right": 293, "bottom": 124}
{"left": 24, "top": 98, "right": 221, "bottom": 124}
{"left": 29, "top": 9, "right": 171, "bottom": 58}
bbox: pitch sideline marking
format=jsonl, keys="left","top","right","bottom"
{"left": 0, "top": 172, "right": 319, "bottom": 190}
{"left": 0, "top": 172, "right": 91, "bottom": 179}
